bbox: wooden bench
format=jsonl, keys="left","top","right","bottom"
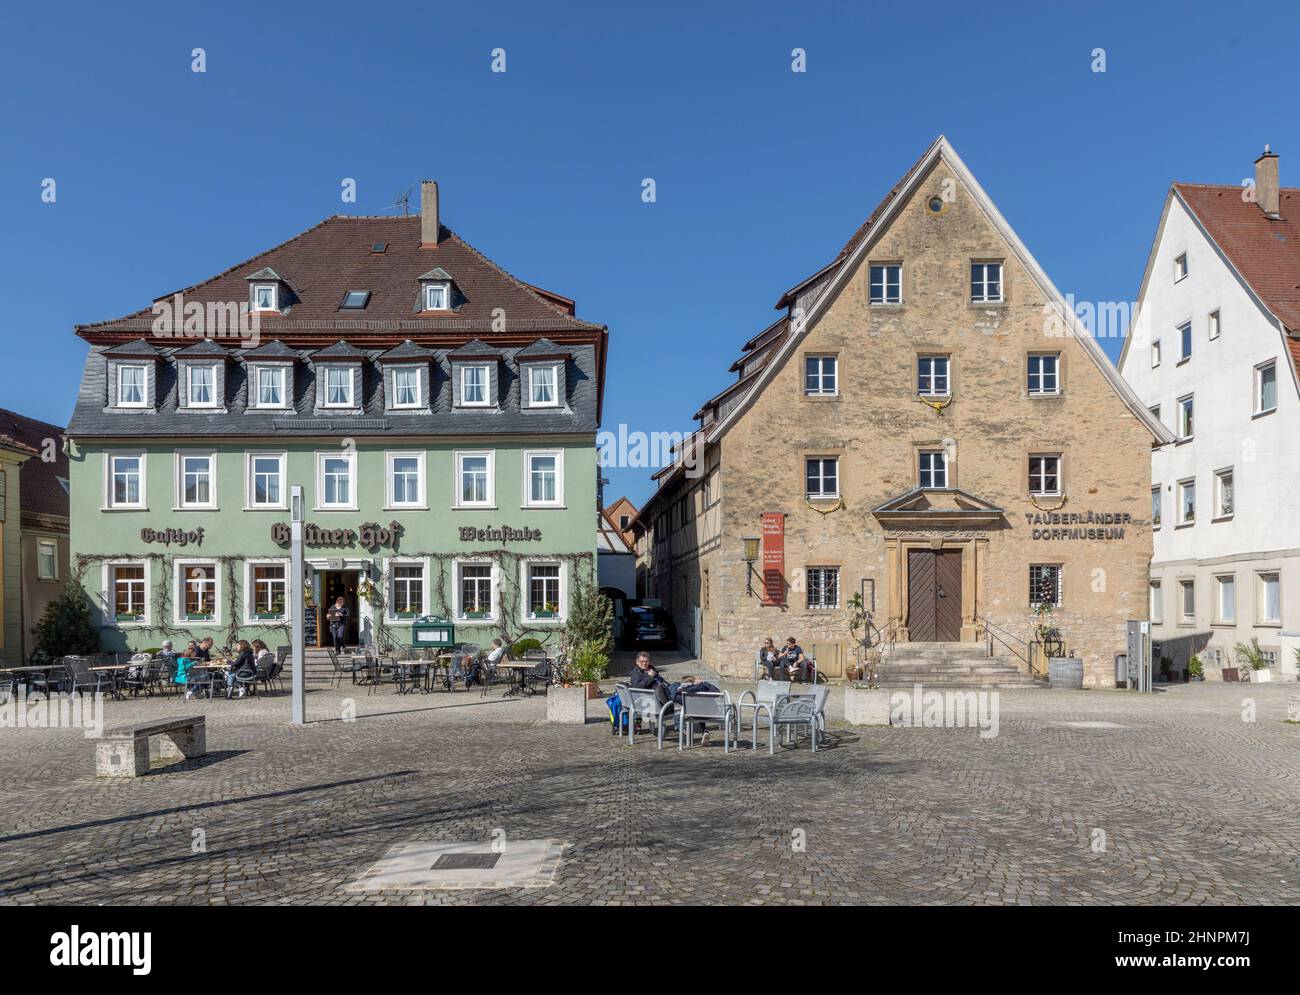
{"left": 95, "top": 716, "right": 206, "bottom": 778}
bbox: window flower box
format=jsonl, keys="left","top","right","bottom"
{"left": 463, "top": 610, "right": 490, "bottom": 620}
{"left": 184, "top": 613, "right": 214, "bottom": 623}
{"left": 532, "top": 610, "right": 557, "bottom": 620}
{"left": 255, "top": 612, "right": 283, "bottom": 621}
{"left": 115, "top": 613, "right": 140, "bottom": 623}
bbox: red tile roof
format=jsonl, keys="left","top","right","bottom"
{"left": 0, "top": 409, "right": 69, "bottom": 530}
{"left": 1175, "top": 183, "right": 1300, "bottom": 333}
{"left": 76, "top": 215, "right": 604, "bottom": 342}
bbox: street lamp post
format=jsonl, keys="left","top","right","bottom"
{"left": 290, "top": 485, "right": 305, "bottom": 726}
{"left": 742, "top": 536, "right": 760, "bottom": 596}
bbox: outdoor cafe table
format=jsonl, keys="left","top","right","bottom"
{"left": 89, "top": 663, "right": 129, "bottom": 700}
{"left": 498, "top": 661, "right": 540, "bottom": 698}
{"left": 0, "top": 665, "right": 57, "bottom": 696}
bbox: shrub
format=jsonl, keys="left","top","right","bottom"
{"left": 1235, "top": 638, "right": 1268, "bottom": 671}
{"left": 32, "top": 583, "right": 99, "bottom": 661}
{"left": 511, "top": 637, "right": 545, "bottom": 658}
{"left": 567, "top": 638, "right": 609, "bottom": 685}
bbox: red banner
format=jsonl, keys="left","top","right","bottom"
{"left": 760, "top": 512, "right": 785, "bottom": 605}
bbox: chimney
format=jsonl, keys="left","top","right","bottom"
{"left": 420, "top": 180, "right": 440, "bottom": 245}
{"left": 1255, "top": 146, "right": 1280, "bottom": 218}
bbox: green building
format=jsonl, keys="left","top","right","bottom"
{"left": 66, "top": 181, "right": 608, "bottom": 653}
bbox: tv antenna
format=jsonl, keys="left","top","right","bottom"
{"left": 386, "top": 183, "right": 416, "bottom": 217}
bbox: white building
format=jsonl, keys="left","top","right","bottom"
{"left": 1120, "top": 149, "right": 1300, "bottom": 680}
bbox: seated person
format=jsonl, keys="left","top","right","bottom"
{"left": 175, "top": 642, "right": 200, "bottom": 698}
{"left": 225, "top": 640, "right": 258, "bottom": 699}
{"left": 194, "top": 637, "right": 214, "bottom": 662}
{"left": 465, "top": 638, "right": 507, "bottom": 688}
{"left": 757, "top": 637, "right": 780, "bottom": 679}
{"left": 778, "top": 637, "right": 808, "bottom": 682}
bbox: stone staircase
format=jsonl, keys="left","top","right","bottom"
{"left": 875, "top": 641, "right": 1044, "bottom": 689}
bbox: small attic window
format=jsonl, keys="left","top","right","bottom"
{"left": 340, "top": 291, "right": 371, "bottom": 310}
{"left": 425, "top": 283, "right": 449, "bottom": 311}
{"left": 252, "top": 284, "right": 278, "bottom": 312}
{"left": 371, "top": 242, "right": 387, "bottom": 253}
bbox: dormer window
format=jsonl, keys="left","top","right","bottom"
{"left": 391, "top": 366, "right": 421, "bottom": 408}
{"left": 252, "top": 284, "right": 278, "bottom": 312}
{"left": 340, "top": 290, "right": 370, "bottom": 310}
{"left": 187, "top": 365, "right": 218, "bottom": 407}
{"left": 460, "top": 365, "right": 489, "bottom": 406}
{"left": 323, "top": 367, "right": 354, "bottom": 407}
{"left": 425, "top": 283, "right": 449, "bottom": 311}
{"left": 253, "top": 365, "right": 286, "bottom": 408}
{"left": 116, "top": 365, "right": 148, "bottom": 407}
{"left": 527, "top": 364, "right": 559, "bottom": 407}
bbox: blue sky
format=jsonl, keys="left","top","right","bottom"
{"left": 2, "top": 0, "right": 1297, "bottom": 506}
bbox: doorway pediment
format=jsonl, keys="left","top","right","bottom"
{"left": 871, "top": 487, "right": 1004, "bottom": 528}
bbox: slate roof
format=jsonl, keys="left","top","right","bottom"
{"left": 76, "top": 215, "right": 603, "bottom": 336}
{"left": 66, "top": 340, "right": 599, "bottom": 438}
{"left": 0, "top": 408, "right": 69, "bottom": 530}
{"left": 1175, "top": 182, "right": 1300, "bottom": 333}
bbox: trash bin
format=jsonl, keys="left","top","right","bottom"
{"left": 411, "top": 615, "right": 454, "bottom": 649}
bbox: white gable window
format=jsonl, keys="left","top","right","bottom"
{"left": 1027, "top": 353, "right": 1060, "bottom": 395}
{"left": 323, "top": 367, "right": 354, "bottom": 407}
{"left": 1208, "top": 309, "right": 1221, "bottom": 340}
{"left": 391, "top": 367, "right": 421, "bottom": 408}
{"left": 1255, "top": 360, "right": 1277, "bottom": 415}
{"left": 868, "top": 263, "right": 902, "bottom": 304}
{"left": 424, "top": 283, "right": 449, "bottom": 311}
{"left": 460, "top": 365, "right": 490, "bottom": 406}
{"left": 970, "top": 261, "right": 1003, "bottom": 303}
{"left": 527, "top": 365, "right": 559, "bottom": 407}
{"left": 1173, "top": 253, "right": 1188, "bottom": 282}
{"left": 1178, "top": 321, "right": 1192, "bottom": 362}
{"left": 187, "top": 365, "right": 218, "bottom": 407}
{"left": 253, "top": 365, "right": 286, "bottom": 408}
{"left": 317, "top": 451, "right": 356, "bottom": 510}
{"left": 1151, "top": 337, "right": 1162, "bottom": 368}
{"left": 252, "top": 283, "right": 278, "bottom": 312}
{"left": 1177, "top": 394, "right": 1194, "bottom": 440}
{"left": 116, "top": 364, "right": 148, "bottom": 407}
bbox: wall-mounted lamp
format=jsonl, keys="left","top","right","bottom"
{"left": 742, "top": 536, "right": 760, "bottom": 596}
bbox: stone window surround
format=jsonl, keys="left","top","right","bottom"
{"left": 1176, "top": 575, "right": 1196, "bottom": 626}
{"left": 243, "top": 558, "right": 290, "bottom": 625}
{"left": 1212, "top": 466, "right": 1234, "bottom": 522}
{"left": 1211, "top": 572, "right": 1236, "bottom": 627}
{"left": 916, "top": 351, "right": 952, "bottom": 397}
{"left": 803, "top": 451, "right": 842, "bottom": 500}
{"left": 522, "top": 448, "right": 564, "bottom": 509}
{"left": 453, "top": 449, "right": 496, "bottom": 509}
{"left": 969, "top": 258, "right": 1007, "bottom": 305}
{"left": 384, "top": 555, "right": 432, "bottom": 620}
{"left": 1255, "top": 570, "right": 1282, "bottom": 626}
{"left": 911, "top": 439, "right": 955, "bottom": 490}
{"left": 1025, "top": 451, "right": 1065, "bottom": 497}
{"left": 1149, "top": 579, "right": 1163, "bottom": 625}
{"left": 867, "top": 260, "right": 904, "bottom": 305}
{"left": 101, "top": 558, "right": 151, "bottom": 628}
{"left": 802, "top": 351, "right": 840, "bottom": 398}
{"left": 1025, "top": 349, "right": 1065, "bottom": 398}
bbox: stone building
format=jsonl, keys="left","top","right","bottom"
{"left": 633, "top": 137, "right": 1170, "bottom": 686}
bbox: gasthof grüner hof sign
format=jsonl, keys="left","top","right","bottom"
{"left": 1026, "top": 511, "right": 1132, "bottom": 540}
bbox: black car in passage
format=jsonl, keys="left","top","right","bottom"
{"left": 622, "top": 605, "right": 678, "bottom": 649}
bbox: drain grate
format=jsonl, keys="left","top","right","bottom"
{"left": 433, "top": 852, "right": 500, "bottom": 871}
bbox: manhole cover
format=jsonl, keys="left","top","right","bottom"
{"left": 433, "top": 852, "right": 500, "bottom": 871}
{"left": 349, "top": 839, "right": 565, "bottom": 891}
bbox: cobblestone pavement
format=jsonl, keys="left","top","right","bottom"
{"left": 0, "top": 676, "right": 1297, "bottom": 905}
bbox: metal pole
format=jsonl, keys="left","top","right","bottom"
{"left": 290, "top": 485, "right": 305, "bottom": 725}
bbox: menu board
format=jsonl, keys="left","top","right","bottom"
{"left": 304, "top": 605, "right": 318, "bottom": 647}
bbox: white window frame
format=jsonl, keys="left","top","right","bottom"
{"left": 1179, "top": 579, "right": 1195, "bottom": 624}
{"left": 1213, "top": 467, "right": 1234, "bottom": 520}
{"left": 173, "top": 558, "right": 220, "bottom": 626}
{"left": 868, "top": 263, "right": 902, "bottom": 304}
{"left": 1177, "top": 320, "right": 1192, "bottom": 362}
{"left": 1151, "top": 485, "right": 1162, "bottom": 529}
{"left": 245, "top": 451, "right": 288, "bottom": 510}
{"left": 1257, "top": 571, "right": 1281, "bottom": 625}
{"left": 424, "top": 282, "right": 450, "bottom": 311}
{"left": 115, "top": 364, "right": 149, "bottom": 407}
{"left": 1149, "top": 580, "right": 1163, "bottom": 624}
{"left": 1151, "top": 337, "right": 1161, "bottom": 368}
{"left": 970, "top": 261, "right": 1004, "bottom": 303}
{"left": 252, "top": 283, "right": 278, "bottom": 312}
{"left": 1177, "top": 394, "right": 1194, "bottom": 440}
{"left": 1254, "top": 360, "right": 1278, "bottom": 415}
{"left": 455, "top": 559, "right": 498, "bottom": 622}
{"left": 804, "top": 457, "right": 839, "bottom": 499}
{"left": 386, "top": 450, "right": 427, "bottom": 509}
{"left": 316, "top": 450, "right": 358, "bottom": 511}
{"left": 102, "top": 559, "right": 150, "bottom": 627}
{"left": 322, "top": 366, "right": 355, "bottom": 408}
{"left": 523, "top": 449, "right": 564, "bottom": 508}
{"left": 37, "top": 539, "right": 58, "bottom": 581}
{"left": 1177, "top": 477, "right": 1196, "bottom": 525}
{"left": 186, "top": 364, "right": 219, "bottom": 409}
{"left": 804, "top": 354, "right": 838, "bottom": 396}
{"left": 917, "top": 355, "right": 950, "bottom": 396}
{"left": 918, "top": 450, "right": 948, "bottom": 490}
{"left": 1029, "top": 454, "right": 1061, "bottom": 497}
{"left": 806, "top": 566, "right": 840, "bottom": 610}
{"left": 1173, "top": 253, "right": 1188, "bottom": 282}
{"left": 386, "top": 557, "right": 430, "bottom": 620}
{"left": 1208, "top": 309, "right": 1220, "bottom": 340}
{"left": 251, "top": 364, "right": 288, "bottom": 409}
{"left": 1027, "top": 353, "right": 1060, "bottom": 396}
{"left": 454, "top": 450, "right": 495, "bottom": 508}
{"left": 104, "top": 451, "right": 147, "bottom": 510}
{"left": 459, "top": 365, "right": 491, "bottom": 407}
{"left": 390, "top": 365, "right": 422, "bottom": 409}
{"left": 526, "top": 364, "right": 560, "bottom": 408}
{"left": 174, "top": 450, "right": 218, "bottom": 510}
{"left": 1214, "top": 574, "right": 1236, "bottom": 625}
{"left": 244, "top": 558, "right": 289, "bottom": 624}
{"left": 520, "top": 559, "right": 567, "bottom": 623}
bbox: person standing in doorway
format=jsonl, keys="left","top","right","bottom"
{"left": 327, "top": 595, "right": 348, "bottom": 653}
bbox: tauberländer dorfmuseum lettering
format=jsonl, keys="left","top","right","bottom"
{"left": 1025, "top": 510, "right": 1131, "bottom": 540}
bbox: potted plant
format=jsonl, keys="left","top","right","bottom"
{"left": 548, "top": 574, "right": 613, "bottom": 721}
{"left": 1235, "top": 638, "right": 1271, "bottom": 683}
{"left": 533, "top": 601, "right": 559, "bottom": 620}
{"left": 1187, "top": 655, "right": 1204, "bottom": 682}
{"left": 569, "top": 639, "right": 610, "bottom": 699}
